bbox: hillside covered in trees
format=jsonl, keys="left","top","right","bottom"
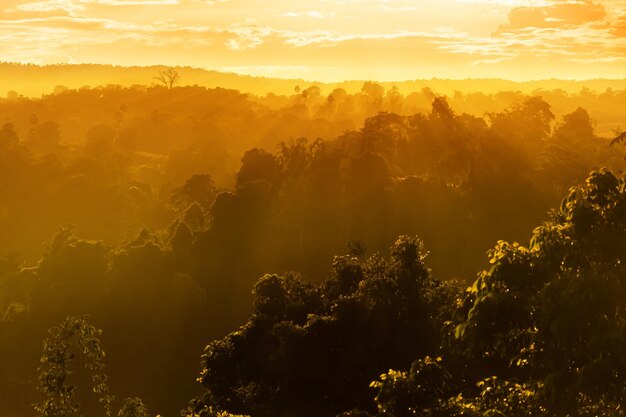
{"left": 4, "top": 62, "right": 626, "bottom": 101}
{"left": 1, "top": 73, "right": 626, "bottom": 417}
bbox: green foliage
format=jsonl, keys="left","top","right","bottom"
{"left": 454, "top": 168, "right": 626, "bottom": 413}
{"left": 369, "top": 372, "right": 547, "bottom": 417}
{"left": 118, "top": 397, "right": 149, "bottom": 417}
{"left": 172, "top": 174, "right": 216, "bottom": 209}
{"left": 236, "top": 148, "right": 280, "bottom": 187}
{"left": 471, "top": 377, "right": 546, "bottom": 417}
{"left": 2, "top": 79, "right": 626, "bottom": 417}
{"left": 190, "top": 236, "right": 461, "bottom": 417}
{"left": 342, "top": 168, "right": 626, "bottom": 417}
{"left": 182, "top": 403, "right": 248, "bottom": 417}
{"left": 370, "top": 356, "right": 451, "bottom": 417}
{"left": 34, "top": 316, "right": 113, "bottom": 417}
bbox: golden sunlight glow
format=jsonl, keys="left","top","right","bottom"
{"left": 0, "top": 0, "right": 625, "bottom": 81}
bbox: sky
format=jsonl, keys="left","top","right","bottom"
{"left": 0, "top": 0, "right": 625, "bottom": 81}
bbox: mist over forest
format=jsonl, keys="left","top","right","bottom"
{"left": 2, "top": 66, "right": 626, "bottom": 417}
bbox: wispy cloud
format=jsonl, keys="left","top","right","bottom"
{"left": 11, "top": 0, "right": 226, "bottom": 14}
{"left": 0, "top": 0, "right": 624, "bottom": 80}
{"left": 283, "top": 11, "right": 335, "bottom": 19}
{"left": 457, "top": 0, "right": 551, "bottom": 5}
{"left": 496, "top": 0, "right": 607, "bottom": 32}
{"left": 15, "top": 0, "right": 86, "bottom": 13}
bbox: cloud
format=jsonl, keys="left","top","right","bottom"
{"left": 283, "top": 11, "right": 335, "bottom": 19}
{"left": 613, "top": 14, "right": 626, "bottom": 36}
{"left": 96, "top": 0, "right": 179, "bottom": 4}
{"left": 471, "top": 56, "right": 513, "bottom": 65}
{"left": 441, "top": 22, "right": 626, "bottom": 58}
{"left": 279, "top": 29, "right": 467, "bottom": 47}
{"left": 16, "top": 0, "right": 85, "bottom": 13}
{"left": 497, "top": 0, "right": 607, "bottom": 32}
{"left": 12, "top": 0, "right": 227, "bottom": 14}
{"left": 442, "top": 0, "right": 626, "bottom": 71}
{"left": 457, "top": 0, "right": 551, "bottom": 5}
{"left": 0, "top": 0, "right": 624, "bottom": 81}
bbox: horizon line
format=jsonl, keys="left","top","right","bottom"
{"left": 2, "top": 61, "right": 625, "bottom": 86}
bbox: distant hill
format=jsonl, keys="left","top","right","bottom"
{"left": 2, "top": 62, "right": 626, "bottom": 98}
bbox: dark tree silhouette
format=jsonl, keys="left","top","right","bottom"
{"left": 155, "top": 68, "right": 181, "bottom": 89}
{"left": 34, "top": 316, "right": 113, "bottom": 417}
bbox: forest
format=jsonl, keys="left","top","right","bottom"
{"left": 2, "top": 74, "right": 626, "bottom": 417}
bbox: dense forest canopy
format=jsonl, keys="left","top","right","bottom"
{"left": 1, "top": 70, "right": 626, "bottom": 417}
{"left": 1, "top": 77, "right": 625, "bottom": 264}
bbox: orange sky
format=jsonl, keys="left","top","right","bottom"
{"left": 0, "top": 0, "right": 625, "bottom": 81}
